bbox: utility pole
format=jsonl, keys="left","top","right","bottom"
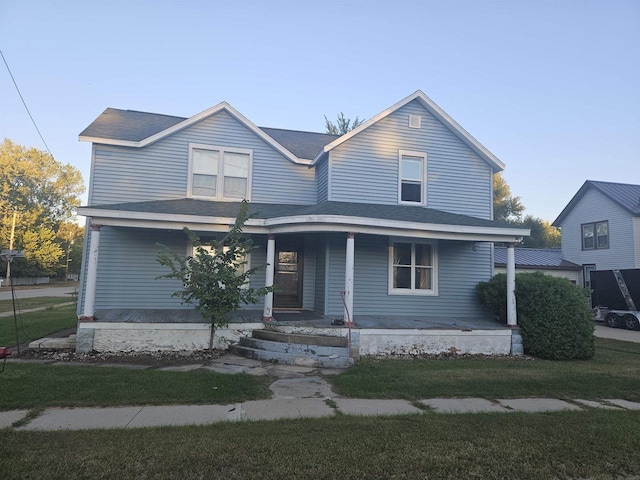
{"left": 5, "top": 212, "right": 16, "bottom": 286}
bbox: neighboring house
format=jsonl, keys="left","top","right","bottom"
{"left": 76, "top": 90, "right": 528, "bottom": 353}
{"left": 553, "top": 181, "right": 640, "bottom": 288}
{"left": 494, "top": 246, "right": 581, "bottom": 283}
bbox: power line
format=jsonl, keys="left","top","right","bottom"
{"left": 0, "top": 49, "right": 52, "bottom": 156}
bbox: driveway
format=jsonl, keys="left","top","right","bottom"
{"left": 594, "top": 324, "right": 640, "bottom": 344}
{"left": 0, "top": 284, "right": 78, "bottom": 301}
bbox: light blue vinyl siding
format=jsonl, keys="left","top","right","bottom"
{"left": 79, "top": 228, "right": 274, "bottom": 311}
{"left": 315, "top": 237, "right": 327, "bottom": 313}
{"left": 325, "top": 234, "right": 492, "bottom": 319}
{"left": 90, "top": 110, "right": 316, "bottom": 206}
{"left": 329, "top": 100, "right": 493, "bottom": 219}
{"left": 316, "top": 156, "right": 329, "bottom": 203}
{"left": 559, "top": 188, "right": 638, "bottom": 270}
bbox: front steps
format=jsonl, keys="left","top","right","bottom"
{"left": 230, "top": 326, "right": 354, "bottom": 369}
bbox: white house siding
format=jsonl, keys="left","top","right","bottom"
{"left": 328, "top": 100, "right": 493, "bottom": 219}
{"left": 89, "top": 110, "right": 316, "bottom": 206}
{"left": 494, "top": 266, "right": 581, "bottom": 283}
{"left": 560, "top": 189, "right": 636, "bottom": 271}
{"left": 324, "top": 233, "right": 492, "bottom": 319}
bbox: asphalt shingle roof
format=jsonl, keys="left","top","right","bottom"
{"left": 83, "top": 199, "right": 518, "bottom": 230}
{"left": 79, "top": 108, "right": 339, "bottom": 160}
{"left": 494, "top": 246, "right": 581, "bottom": 270}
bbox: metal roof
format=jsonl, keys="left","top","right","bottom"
{"left": 494, "top": 246, "right": 582, "bottom": 270}
{"left": 553, "top": 180, "right": 640, "bottom": 226}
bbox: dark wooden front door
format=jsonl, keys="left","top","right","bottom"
{"left": 274, "top": 237, "right": 303, "bottom": 309}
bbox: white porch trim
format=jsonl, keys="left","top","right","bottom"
{"left": 81, "top": 223, "right": 101, "bottom": 320}
{"left": 263, "top": 235, "right": 275, "bottom": 321}
{"left": 506, "top": 242, "right": 517, "bottom": 327}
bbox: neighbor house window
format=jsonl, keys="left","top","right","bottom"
{"left": 582, "top": 221, "right": 608, "bottom": 250}
{"left": 398, "top": 150, "right": 427, "bottom": 205}
{"left": 389, "top": 240, "right": 437, "bottom": 295}
{"left": 188, "top": 144, "right": 251, "bottom": 200}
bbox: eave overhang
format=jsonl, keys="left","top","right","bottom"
{"left": 78, "top": 206, "right": 529, "bottom": 243}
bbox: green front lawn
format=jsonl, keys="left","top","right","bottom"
{"left": 332, "top": 337, "right": 640, "bottom": 401}
{"left": 0, "top": 304, "right": 78, "bottom": 347}
{"left": 0, "top": 362, "right": 271, "bottom": 410}
{"left": 0, "top": 296, "right": 74, "bottom": 313}
{"left": 3, "top": 411, "right": 639, "bottom": 479}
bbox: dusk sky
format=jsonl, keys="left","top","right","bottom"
{"left": 1, "top": 0, "right": 638, "bottom": 223}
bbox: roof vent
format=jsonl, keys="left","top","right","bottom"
{"left": 409, "top": 115, "right": 421, "bottom": 129}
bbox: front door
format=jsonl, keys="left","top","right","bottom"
{"left": 274, "top": 237, "right": 303, "bottom": 309}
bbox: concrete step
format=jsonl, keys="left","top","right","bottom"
{"left": 229, "top": 344, "right": 354, "bottom": 369}
{"left": 240, "top": 336, "right": 349, "bottom": 357}
{"left": 253, "top": 329, "right": 348, "bottom": 347}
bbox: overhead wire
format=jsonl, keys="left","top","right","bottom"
{"left": 0, "top": 49, "right": 53, "bottom": 156}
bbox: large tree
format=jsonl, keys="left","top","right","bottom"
{"left": 493, "top": 172, "right": 524, "bottom": 223}
{"left": 1, "top": 139, "right": 84, "bottom": 277}
{"left": 518, "top": 215, "right": 561, "bottom": 248}
{"left": 324, "top": 112, "right": 365, "bottom": 135}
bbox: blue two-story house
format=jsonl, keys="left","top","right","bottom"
{"left": 76, "top": 91, "right": 527, "bottom": 355}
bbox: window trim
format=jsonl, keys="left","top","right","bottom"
{"left": 187, "top": 240, "right": 251, "bottom": 288}
{"left": 388, "top": 238, "right": 438, "bottom": 296}
{"left": 581, "top": 220, "right": 609, "bottom": 250}
{"left": 398, "top": 150, "right": 427, "bottom": 206}
{"left": 187, "top": 143, "right": 253, "bottom": 201}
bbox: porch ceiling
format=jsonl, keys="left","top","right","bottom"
{"left": 78, "top": 199, "right": 529, "bottom": 242}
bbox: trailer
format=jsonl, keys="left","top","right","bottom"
{"left": 591, "top": 269, "right": 640, "bottom": 330}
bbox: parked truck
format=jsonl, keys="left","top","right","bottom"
{"left": 591, "top": 269, "right": 640, "bottom": 330}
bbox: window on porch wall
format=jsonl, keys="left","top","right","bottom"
{"left": 189, "top": 244, "right": 251, "bottom": 289}
{"left": 389, "top": 241, "right": 437, "bottom": 295}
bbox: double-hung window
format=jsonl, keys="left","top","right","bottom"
{"left": 189, "top": 144, "right": 251, "bottom": 200}
{"left": 582, "top": 221, "right": 608, "bottom": 250}
{"left": 188, "top": 243, "right": 251, "bottom": 288}
{"left": 389, "top": 240, "right": 437, "bottom": 295}
{"left": 398, "top": 150, "right": 427, "bottom": 205}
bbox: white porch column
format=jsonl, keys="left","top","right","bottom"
{"left": 506, "top": 242, "right": 517, "bottom": 327}
{"left": 344, "top": 233, "right": 355, "bottom": 326}
{"left": 81, "top": 223, "right": 101, "bottom": 320}
{"left": 263, "top": 234, "right": 276, "bottom": 321}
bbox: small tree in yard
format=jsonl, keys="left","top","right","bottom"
{"left": 157, "top": 200, "right": 272, "bottom": 349}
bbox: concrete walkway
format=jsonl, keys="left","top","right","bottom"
{"left": 2, "top": 353, "right": 639, "bottom": 431}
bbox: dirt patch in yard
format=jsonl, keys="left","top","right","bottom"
{"left": 16, "top": 349, "right": 225, "bottom": 367}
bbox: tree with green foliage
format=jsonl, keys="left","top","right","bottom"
{"left": 518, "top": 215, "right": 561, "bottom": 248}
{"left": 157, "top": 200, "right": 273, "bottom": 348}
{"left": 493, "top": 172, "right": 524, "bottom": 223}
{"left": 1, "top": 139, "right": 84, "bottom": 278}
{"left": 324, "top": 112, "right": 365, "bottom": 135}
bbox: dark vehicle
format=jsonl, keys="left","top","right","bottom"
{"left": 591, "top": 269, "right": 640, "bottom": 330}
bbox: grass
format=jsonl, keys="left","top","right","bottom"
{"left": 0, "top": 296, "right": 74, "bottom": 313}
{"left": 0, "top": 362, "right": 272, "bottom": 410}
{"left": 332, "top": 337, "right": 640, "bottom": 401}
{"left": 2, "top": 411, "right": 639, "bottom": 479}
{"left": 0, "top": 304, "right": 78, "bottom": 347}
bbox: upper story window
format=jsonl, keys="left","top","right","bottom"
{"left": 188, "top": 144, "right": 252, "bottom": 200}
{"left": 582, "top": 221, "right": 608, "bottom": 250}
{"left": 388, "top": 240, "right": 438, "bottom": 295}
{"left": 398, "top": 150, "right": 427, "bottom": 205}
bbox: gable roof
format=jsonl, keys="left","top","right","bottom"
{"left": 494, "top": 246, "right": 581, "bottom": 270}
{"left": 553, "top": 180, "right": 640, "bottom": 226}
{"left": 313, "top": 90, "right": 505, "bottom": 172}
{"left": 79, "top": 103, "right": 314, "bottom": 165}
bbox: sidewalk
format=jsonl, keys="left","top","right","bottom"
{"left": 2, "top": 353, "right": 639, "bottom": 431}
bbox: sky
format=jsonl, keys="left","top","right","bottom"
{"left": 1, "top": 0, "right": 638, "bottom": 223}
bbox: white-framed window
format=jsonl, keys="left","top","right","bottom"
{"left": 398, "top": 150, "right": 427, "bottom": 205}
{"left": 187, "top": 242, "right": 251, "bottom": 288}
{"left": 582, "top": 221, "right": 608, "bottom": 250}
{"left": 388, "top": 239, "right": 438, "bottom": 295}
{"left": 188, "top": 144, "right": 252, "bottom": 200}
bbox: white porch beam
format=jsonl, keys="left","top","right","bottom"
{"left": 263, "top": 235, "right": 275, "bottom": 321}
{"left": 506, "top": 242, "right": 517, "bottom": 327}
{"left": 81, "top": 223, "right": 101, "bottom": 320}
{"left": 344, "top": 233, "right": 355, "bottom": 326}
